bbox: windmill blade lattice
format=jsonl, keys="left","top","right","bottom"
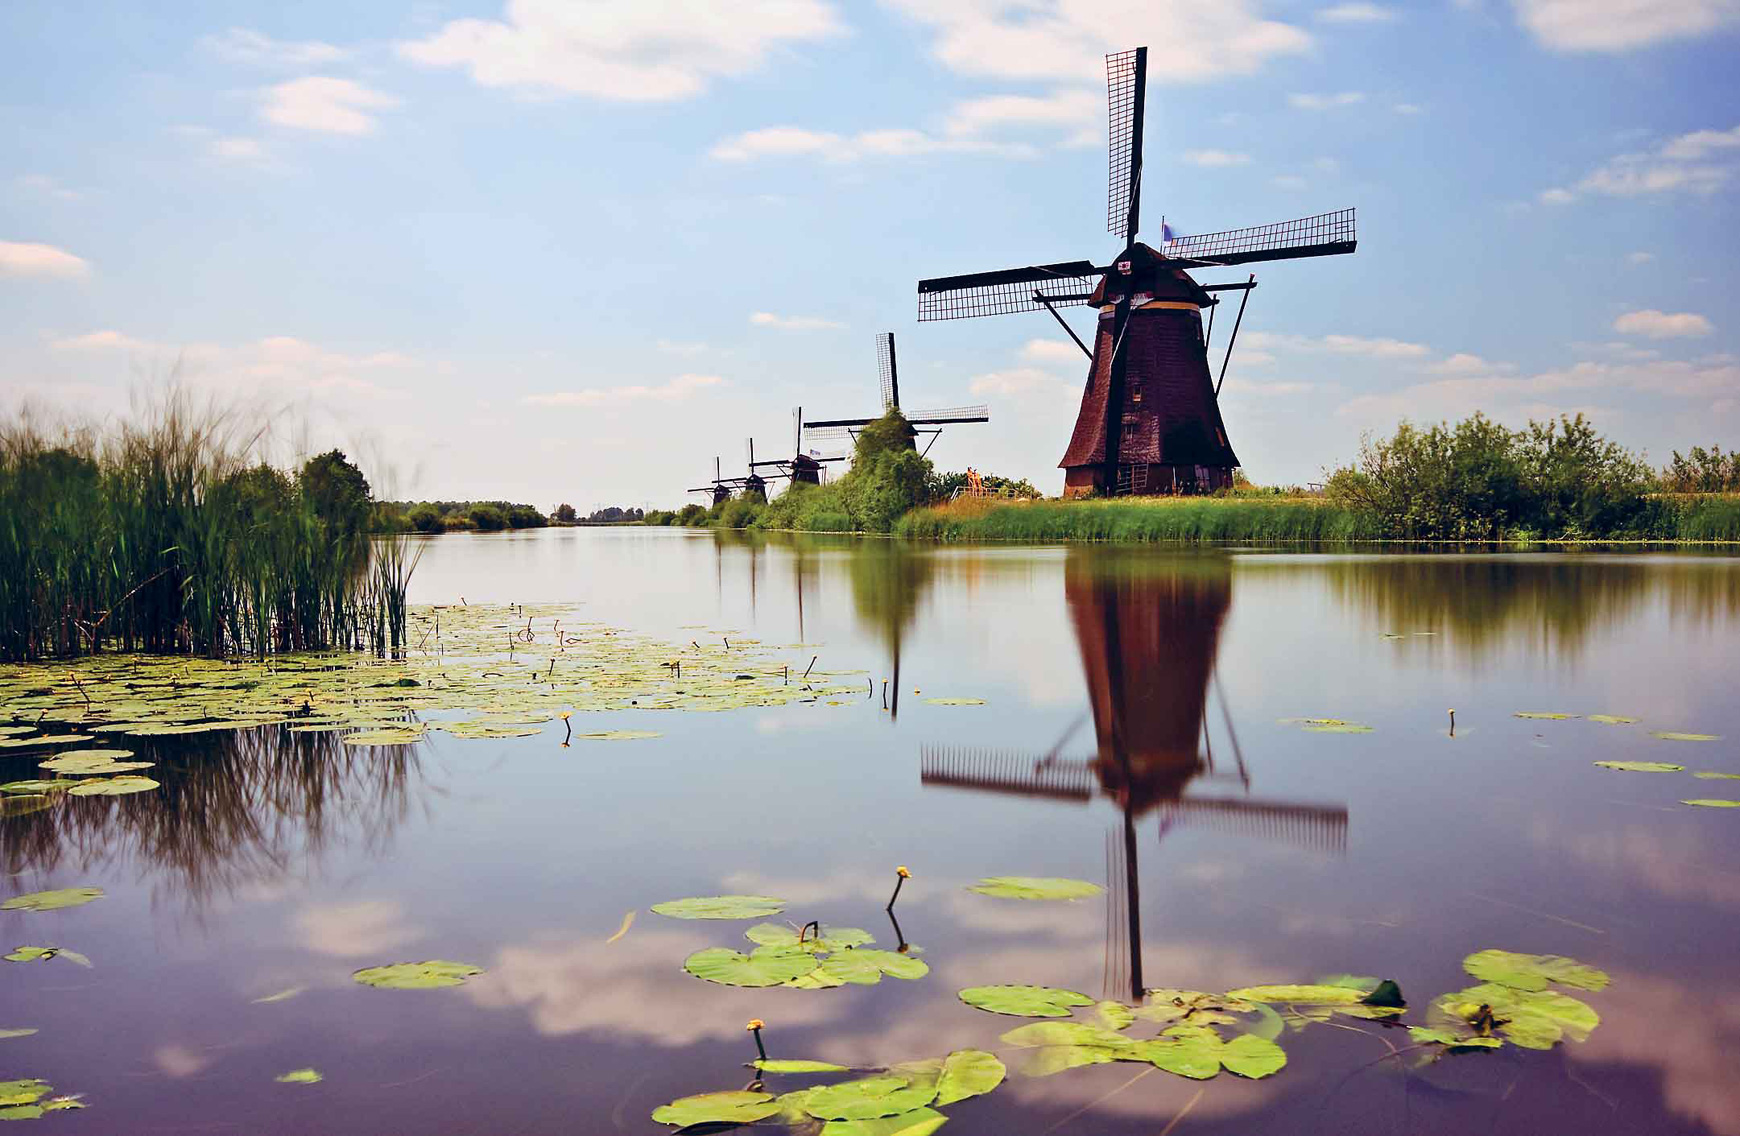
{"left": 1106, "top": 48, "right": 1145, "bottom": 238}
{"left": 1163, "top": 209, "right": 1357, "bottom": 268}
{"left": 917, "top": 260, "right": 1100, "bottom": 322}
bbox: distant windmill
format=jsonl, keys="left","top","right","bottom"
{"left": 803, "top": 332, "right": 991, "bottom": 459}
{"left": 917, "top": 47, "right": 1358, "bottom": 496}
{"left": 687, "top": 454, "right": 761, "bottom": 506}
{"left": 751, "top": 407, "right": 849, "bottom": 487}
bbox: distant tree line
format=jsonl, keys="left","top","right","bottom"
{"left": 378, "top": 500, "right": 548, "bottom": 533}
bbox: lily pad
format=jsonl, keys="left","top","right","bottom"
{"left": 933, "top": 1049, "right": 1004, "bottom": 1106}
{"left": 1407, "top": 1026, "right": 1503, "bottom": 1050}
{"left": 252, "top": 987, "right": 304, "bottom": 1004}
{"left": 67, "top": 775, "right": 160, "bottom": 796}
{"left": 999, "top": 1022, "right": 1134, "bottom": 1049}
{"left": 341, "top": 728, "right": 423, "bottom": 745}
{"left": 351, "top": 960, "right": 483, "bottom": 989}
{"left": 685, "top": 946, "right": 819, "bottom": 988}
{"left": 755, "top": 1059, "right": 850, "bottom": 1074}
{"left": 1017, "top": 1045, "right": 1121, "bottom": 1076}
{"left": 1682, "top": 798, "right": 1740, "bottom": 808}
{"left": 1094, "top": 1001, "right": 1135, "bottom": 1031}
{"left": 1515, "top": 712, "right": 1575, "bottom": 720}
{"left": 1223, "top": 984, "right": 1368, "bottom": 1005}
{"left": 1430, "top": 983, "right": 1599, "bottom": 1049}
{"left": 803, "top": 1073, "right": 939, "bottom": 1121}
{"left": 0, "top": 735, "right": 93, "bottom": 749}
{"left": 652, "top": 895, "right": 786, "bottom": 920}
{"left": 573, "top": 730, "right": 662, "bottom": 741}
{"left": 959, "top": 985, "right": 1094, "bottom": 1018}
{"left": 1588, "top": 715, "right": 1639, "bottom": 725}
{"left": 819, "top": 1109, "right": 949, "bottom": 1136}
{"left": 0, "top": 1082, "right": 50, "bottom": 1108}
{"left": 1593, "top": 760, "right": 1684, "bottom": 773}
{"left": 966, "top": 877, "right": 1102, "bottom": 901}
{"left": 807, "top": 949, "right": 929, "bottom": 986}
{"left": 652, "top": 1090, "right": 781, "bottom": 1128}
{"left": 1281, "top": 718, "right": 1373, "bottom": 733}
{"left": 0, "top": 1030, "right": 38, "bottom": 1040}
{"left": 0, "top": 781, "right": 77, "bottom": 796}
{"left": 746, "top": 923, "right": 875, "bottom": 952}
{"left": 1, "top": 888, "right": 103, "bottom": 913}
{"left": 1652, "top": 732, "right": 1720, "bottom": 742}
{"left": 275, "top": 1068, "right": 322, "bottom": 1084}
{"left": 1462, "top": 949, "right": 1609, "bottom": 992}
{"left": 1693, "top": 771, "right": 1740, "bottom": 780}
{"left": 3, "top": 947, "right": 91, "bottom": 967}
{"left": 923, "top": 698, "right": 985, "bottom": 706}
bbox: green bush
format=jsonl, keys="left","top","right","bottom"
{"left": 406, "top": 503, "right": 444, "bottom": 533}
{"left": 506, "top": 504, "right": 547, "bottom": 529}
{"left": 468, "top": 504, "right": 508, "bottom": 531}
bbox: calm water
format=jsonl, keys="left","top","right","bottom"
{"left": 6, "top": 529, "right": 1740, "bottom": 1135}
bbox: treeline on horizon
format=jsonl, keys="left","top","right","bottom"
{"left": 0, "top": 395, "right": 413, "bottom": 663}
{"left": 375, "top": 501, "right": 649, "bottom": 533}
{"left": 648, "top": 408, "right": 1740, "bottom": 543}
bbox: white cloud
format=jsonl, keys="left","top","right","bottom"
{"left": 0, "top": 240, "right": 89, "bottom": 278}
{"left": 942, "top": 89, "right": 1102, "bottom": 147}
{"left": 202, "top": 27, "right": 350, "bottom": 67}
{"left": 1393, "top": 102, "right": 1422, "bottom": 115}
{"left": 1247, "top": 330, "right": 1430, "bottom": 357}
{"left": 210, "top": 136, "right": 268, "bottom": 163}
{"left": 1425, "top": 352, "right": 1513, "bottom": 375}
{"left": 14, "top": 174, "right": 85, "bottom": 202}
{"left": 261, "top": 77, "right": 401, "bottom": 135}
{"left": 522, "top": 373, "right": 724, "bottom": 406}
{"left": 1272, "top": 174, "right": 1309, "bottom": 190}
{"left": 1184, "top": 149, "right": 1252, "bottom": 167}
{"left": 294, "top": 900, "right": 422, "bottom": 957}
{"left": 749, "top": 311, "right": 843, "bottom": 330}
{"left": 968, "top": 366, "right": 1076, "bottom": 400}
{"left": 709, "top": 121, "right": 1040, "bottom": 163}
{"left": 1022, "top": 338, "right": 1087, "bottom": 364}
{"left": 885, "top": 0, "right": 1312, "bottom": 85}
{"left": 655, "top": 339, "right": 709, "bottom": 356}
{"left": 1511, "top": 0, "right": 1740, "bottom": 52}
{"left": 1613, "top": 309, "right": 1714, "bottom": 338}
{"left": 1316, "top": 3, "right": 1399, "bottom": 22}
{"left": 1289, "top": 91, "right": 1365, "bottom": 110}
{"left": 397, "top": 0, "right": 843, "bottom": 102}
{"left": 1626, "top": 250, "right": 1655, "bottom": 264}
{"left": 51, "top": 329, "right": 153, "bottom": 352}
{"left": 1546, "top": 124, "right": 1740, "bottom": 202}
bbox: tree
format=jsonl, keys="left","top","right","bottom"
{"left": 406, "top": 503, "right": 444, "bottom": 533}
{"left": 298, "top": 450, "right": 372, "bottom": 540}
{"left": 553, "top": 503, "right": 578, "bottom": 523}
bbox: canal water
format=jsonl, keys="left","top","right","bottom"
{"left": 4, "top": 528, "right": 1739, "bottom": 1134}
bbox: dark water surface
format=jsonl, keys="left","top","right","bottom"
{"left": 6, "top": 528, "right": 1740, "bottom": 1135}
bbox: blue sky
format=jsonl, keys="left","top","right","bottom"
{"left": 3, "top": 0, "right": 1736, "bottom": 507}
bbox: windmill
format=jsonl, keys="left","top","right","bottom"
{"left": 803, "top": 332, "right": 991, "bottom": 459}
{"left": 751, "top": 407, "right": 849, "bottom": 487}
{"left": 916, "top": 47, "right": 1357, "bottom": 497}
{"left": 919, "top": 552, "right": 1346, "bottom": 1000}
{"left": 688, "top": 456, "right": 743, "bottom": 507}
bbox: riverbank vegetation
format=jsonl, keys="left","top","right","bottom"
{"left": 652, "top": 409, "right": 1739, "bottom": 544}
{"left": 381, "top": 499, "right": 548, "bottom": 533}
{"left": 0, "top": 396, "right": 412, "bottom": 661}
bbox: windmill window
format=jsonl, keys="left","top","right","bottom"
{"left": 1130, "top": 389, "right": 1143, "bottom": 403}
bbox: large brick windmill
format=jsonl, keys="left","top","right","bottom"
{"left": 917, "top": 48, "right": 1358, "bottom": 496}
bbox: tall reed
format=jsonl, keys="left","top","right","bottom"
{"left": 0, "top": 393, "right": 412, "bottom": 661}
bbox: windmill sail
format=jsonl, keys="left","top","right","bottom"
{"left": 876, "top": 332, "right": 899, "bottom": 410}
{"left": 917, "top": 260, "right": 1100, "bottom": 321}
{"left": 1162, "top": 209, "right": 1357, "bottom": 268}
{"left": 1106, "top": 47, "right": 1146, "bottom": 241}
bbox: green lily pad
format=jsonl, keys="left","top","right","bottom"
{"left": 1693, "top": 771, "right": 1740, "bottom": 780}
{"left": 0, "top": 1082, "right": 49, "bottom": 1108}
{"left": 819, "top": 1108, "right": 949, "bottom": 1136}
{"left": 755, "top": 1059, "right": 850, "bottom": 1074}
{"left": 923, "top": 698, "right": 985, "bottom": 706}
{"left": 1653, "top": 732, "right": 1720, "bottom": 742}
{"left": 0, "top": 796, "right": 53, "bottom": 820}
{"left": 1588, "top": 715, "right": 1639, "bottom": 725}
{"left": 1462, "top": 949, "right": 1609, "bottom": 992}
{"left": 573, "top": 730, "right": 662, "bottom": 741}
{"left": 685, "top": 946, "right": 819, "bottom": 988}
{"left": 1136, "top": 989, "right": 1255, "bottom": 1021}
{"left": 1135, "top": 1028, "right": 1224, "bottom": 1080}
{"left": 38, "top": 755, "right": 153, "bottom": 774}
{"left": 803, "top": 1073, "right": 939, "bottom": 1121}
{"left": 275, "top": 1068, "right": 322, "bottom": 1084}
{"left": 966, "top": 877, "right": 1102, "bottom": 901}
{"left": 746, "top": 923, "right": 875, "bottom": 952}
{"left": 1000, "top": 1022, "right": 1133, "bottom": 1049}
{"left": 1017, "top": 1045, "right": 1121, "bottom": 1076}
{"left": 1094, "top": 1001, "right": 1135, "bottom": 1030}
{"left": 1281, "top": 718, "right": 1374, "bottom": 733}
{"left": 1, "top": 888, "right": 102, "bottom": 913}
{"left": 959, "top": 985, "right": 1094, "bottom": 1018}
{"left": 439, "top": 721, "right": 543, "bottom": 739}
{"left": 1682, "top": 798, "right": 1740, "bottom": 808}
{"left": 352, "top": 960, "right": 483, "bottom": 989}
{"left": 0, "top": 735, "right": 93, "bottom": 749}
{"left": 933, "top": 1049, "right": 1004, "bottom": 1106}
{"left": 0, "top": 781, "right": 77, "bottom": 795}
{"left": 1223, "top": 984, "right": 1367, "bottom": 1005}
{"left": 3, "top": 947, "right": 91, "bottom": 967}
{"left": 1515, "top": 712, "right": 1575, "bottom": 720}
{"left": 341, "top": 728, "right": 423, "bottom": 745}
{"left": 1407, "top": 1026, "right": 1503, "bottom": 1050}
{"left": 67, "top": 775, "right": 160, "bottom": 796}
{"left": 807, "top": 949, "right": 929, "bottom": 986}
{"left": 652, "top": 895, "right": 786, "bottom": 920}
{"left": 0, "top": 1030, "right": 38, "bottom": 1040}
{"left": 1430, "top": 983, "right": 1599, "bottom": 1050}
{"left": 1593, "top": 760, "right": 1684, "bottom": 773}
{"left": 652, "top": 1090, "right": 780, "bottom": 1127}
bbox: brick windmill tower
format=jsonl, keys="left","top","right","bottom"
{"left": 917, "top": 48, "right": 1358, "bottom": 496}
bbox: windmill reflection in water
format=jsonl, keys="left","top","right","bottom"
{"left": 920, "top": 552, "right": 1348, "bottom": 1002}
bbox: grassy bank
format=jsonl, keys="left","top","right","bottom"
{"left": 0, "top": 395, "right": 414, "bottom": 661}
{"left": 897, "top": 493, "right": 1740, "bottom": 544}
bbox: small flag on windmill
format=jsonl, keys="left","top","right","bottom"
{"left": 1161, "top": 219, "right": 1180, "bottom": 245}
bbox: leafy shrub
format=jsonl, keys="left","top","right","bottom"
{"left": 406, "top": 503, "right": 444, "bottom": 533}
{"left": 506, "top": 504, "right": 547, "bottom": 529}
{"left": 676, "top": 503, "right": 708, "bottom": 526}
{"left": 468, "top": 504, "right": 508, "bottom": 531}
{"left": 1661, "top": 445, "right": 1740, "bottom": 493}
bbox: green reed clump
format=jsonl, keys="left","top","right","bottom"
{"left": 0, "top": 395, "right": 413, "bottom": 661}
{"left": 1670, "top": 495, "right": 1740, "bottom": 542}
{"left": 896, "top": 496, "right": 1377, "bottom": 543}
